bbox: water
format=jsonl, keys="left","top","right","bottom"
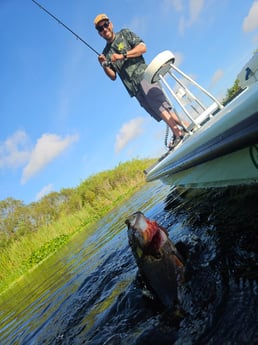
{"left": 0, "top": 181, "right": 258, "bottom": 345}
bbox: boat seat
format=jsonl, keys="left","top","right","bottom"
{"left": 144, "top": 50, "right": 175, "bottom": 84}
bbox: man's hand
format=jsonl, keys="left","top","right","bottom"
{"left": 111, "top": 53, "right": 124, "bottom": 62}
{"left": 98, "top": 54, "right": 107, "bottom": 66}
{"left": 98, "top": 54, "right": 116, "bottom": 80}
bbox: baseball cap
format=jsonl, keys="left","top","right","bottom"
{"left": 94, "top": 14, "right": 109, "bottom": 27}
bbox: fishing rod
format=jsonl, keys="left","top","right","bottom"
{"left": 31, "top": 0, "right": 100, "bottom": 56}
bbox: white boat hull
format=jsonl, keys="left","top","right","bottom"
{"left": 146, "top": 82, "right": 258, "bottom": 188}
{"left": 155, "top": 146, "right": 258, "bottom": 188}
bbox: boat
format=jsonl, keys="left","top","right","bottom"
{"left": 144, "top": 50, "right": 258, "bottom": 188}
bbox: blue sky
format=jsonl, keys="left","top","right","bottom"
{"left": 1, "top": 0, "right": 258, "bottom": 204}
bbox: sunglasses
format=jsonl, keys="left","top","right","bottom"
{"left": 97, "top": 21, "right": 110, "bottom": 32}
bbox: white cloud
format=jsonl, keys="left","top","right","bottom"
{"left": 35, "top": 184, "right": 53, "bottom": 201}
{"left": 178, "top": 0, "right": 205, "bottom": 35}
{"left": 21, "top": 133, "right": 79, "bottom": 184}
{"left": 189, "top": 0, "right": 205, "bottom": 23}
{"left": 172, "top": 0, "right": 184, "bottom": 12}
{"left": 179, "top": 17, "right": 186, "bottom": 35}
{"left": 0, "top": 130, "right": 31, "bottom": 169}
{"left": 174, "top": 51, "right": 184, "bottom": 66}
{"left": 243, "top": 1, "right": 258, "bottom": 32}
{"left": 128, "top": 15, "right": 149, "bottom": 35}
{"left": 161, "top": 0, "right": 205, "bottom": 35}
{"left": 115, "top": 117, "right": 145, "bottom": 153}
{"left": 210, "top": 69, "right": 224, "bottom": 88}
{"left": 253, "top": 33, "right": 258, "bottom": 44}
{"left": 162, "top": 0, "right": 184, "bottom": 13}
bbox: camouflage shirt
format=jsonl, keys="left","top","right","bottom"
{"left": 102, "top": 29, "right": 147, "bottom": 97}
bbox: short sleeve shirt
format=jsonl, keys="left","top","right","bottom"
{"left": 102, "top": 29, "right": 148, "bottom": 97}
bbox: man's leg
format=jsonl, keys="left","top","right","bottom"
{"left": 159, "top": 109, "right": 183, "bottom": 138}
{"left": 169, "top": 110, "right": 189, "bottom": 130}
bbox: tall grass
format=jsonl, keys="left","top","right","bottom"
{"left": 0, "top": 158, "right": 155, "bottom": 294}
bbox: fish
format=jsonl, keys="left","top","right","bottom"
{"left": 125, "top": 211, "right": 185, "bottom": 309}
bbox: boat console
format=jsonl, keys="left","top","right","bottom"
{"left": 144, "top": 50, "right": 223, "bottom": 129}
{"left": 144, "top": 51, "right": 258, "bottom": 188}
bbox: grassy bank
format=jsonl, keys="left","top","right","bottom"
{"left": 0, "top": 158, "right": 155, "bottom": 294}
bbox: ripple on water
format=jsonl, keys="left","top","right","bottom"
{"left": 0, "top": 183, "right": 258, "bottom": 344}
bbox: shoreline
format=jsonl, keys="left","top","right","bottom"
{"left": 0, "top": 159, "right": 155, "bottom": 296}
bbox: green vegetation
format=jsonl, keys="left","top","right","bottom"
{"left": 222, "top": 78, "right": 242, "bottom": 105}
{"left": 222, "top": 48, "right": 258, "bottom": 105}
{"left": 0, "top": 158, "right": 155, "bottom": 294}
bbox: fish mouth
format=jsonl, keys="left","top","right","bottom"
{"left": 125, "top": 211, "right": 146, "bottom": 228}
{"left": 126, "top": 211, "right": 164, "bottom": 249}
{"left": 125, "top": 211, "right": 150, "bottom": 247}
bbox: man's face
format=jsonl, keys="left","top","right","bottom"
{"left": 96, "top": 20, "right": 114, "bottom": 42}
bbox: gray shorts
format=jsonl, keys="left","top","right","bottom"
{"left": 135, "top": 79, "right": 172, "bottom": 122}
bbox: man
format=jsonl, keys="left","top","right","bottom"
{"left": 94, "top": 14, "right": 187, "bottom": 149}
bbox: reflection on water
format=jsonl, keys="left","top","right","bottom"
{"left": 0, "top": 182, "right": 258, "bottom": 344}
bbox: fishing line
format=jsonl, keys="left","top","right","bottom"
{"left": 31, "top": 0, "right": 100, "bottom": 56}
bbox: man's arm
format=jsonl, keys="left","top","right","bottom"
{"left": 111, "top": 42, "right": 147, "bottom": 62}
{"left": 98, "top": 42, "right": 147, "bottom": 80}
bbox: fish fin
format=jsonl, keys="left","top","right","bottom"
{"left": 173, "top": 254, "right": 184, "bottom": 268}
{"left": 136, "top": 246, "right": 143, "bottom": 258}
